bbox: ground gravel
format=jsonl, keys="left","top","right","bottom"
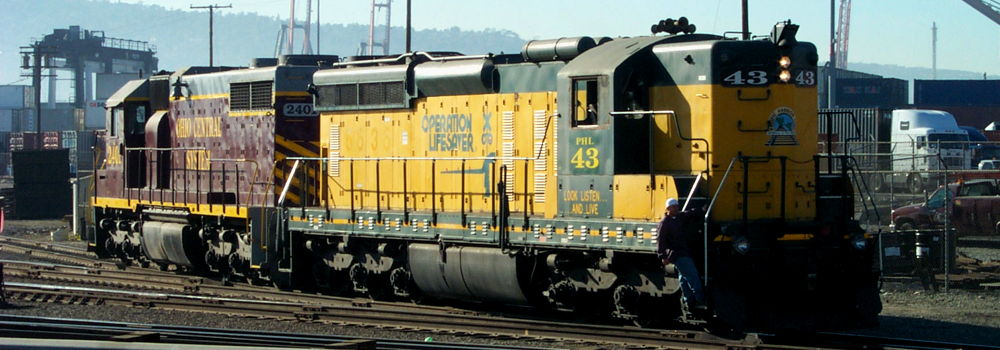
{"left": 3, "top": 220, "right": 1000, "bottom": 348}
{"left": 0, "top": 302, "right": 573, "bottom": 349}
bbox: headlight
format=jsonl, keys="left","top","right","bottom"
{"left": 732, "top": 236, "right": 750, "bottom": 255}
{"left": 852, "top": 235, "right": 868, "bottom": 250}
{"left": 779, "top": 70, "right": 792, "bottom": 83}
{"left": 779, "top": 56, "right": 792, "bottom": 68}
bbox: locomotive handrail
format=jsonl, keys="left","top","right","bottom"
{"left": 122, "top": 146, "right": 260, "bottom": 216}
{"left": 124, "top": 146, "right": 208, "bottom": 151}
{"left": 703, "top": 156, "right": 739, "bottom": 287}
{"left": 608, "top": 110, "right": 676, "bottom": 116}
{"left": 282, "top": 155, "right": 538, "bottom": 223}
{"left": 284, "top": 156, "right": 536, "bottom": 161}
{"left": 611, "top": 109, "right": 711, "bottom": 174}
{"left": 277, "top": 160, "right": 300, "bottom": 207}
{"left": 681, "top": 172, "right": 703, "bottom": 211}
{"left": 329, "top": 52, "right": 490, "bottom": 68}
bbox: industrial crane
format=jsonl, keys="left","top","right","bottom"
{"left": 962, "top": 0, "right": 1000, "bottom": 25}
{"left": 834, "top": 0, "right": 852, "bottom": 69}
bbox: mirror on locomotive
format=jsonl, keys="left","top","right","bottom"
{"left": 573, "top": 79, "right": 599, "bottom": 127}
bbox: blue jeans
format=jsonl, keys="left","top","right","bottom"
{"left": 673, "top": 256, "right": 705, "bottom": 304}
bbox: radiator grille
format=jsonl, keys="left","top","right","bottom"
{"left": 230, "top": 81, "right": 273, "bottom": 111}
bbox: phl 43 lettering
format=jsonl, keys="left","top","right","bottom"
{"left": 571, "top": 147, "right": 599, "bottom": 169}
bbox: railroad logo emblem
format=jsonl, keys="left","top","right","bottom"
{"left": 766, "top": 107, "right": 798, "bottom": 146}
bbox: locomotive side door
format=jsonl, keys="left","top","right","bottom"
{"left": 120, "top": 101, "right": 149, "bottom": 188}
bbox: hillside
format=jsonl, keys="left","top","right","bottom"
{"left": 1, "top": 1, "right": 996, "bottom": 88}
{"left": 848, "top": 62, "right": 1000, "bottom": 81}
{"left": 0, "top": 0, "right": 524, "bottom": 83}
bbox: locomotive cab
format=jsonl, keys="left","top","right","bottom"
{"left": 104, "top": 79, "right": 152, "bottom": 188}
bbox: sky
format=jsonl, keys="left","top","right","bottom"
{"left": 48, "top": 0, "right": 1000, "bottom": 75}
{"left": 109, "top": 0, "right": 1000, "bottom": 75}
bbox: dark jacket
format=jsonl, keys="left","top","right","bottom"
{"left": 656, "top": 209, "right": 702, "bottom": 263}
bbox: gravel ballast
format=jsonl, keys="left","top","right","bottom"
{"left": 3, "top": 220, "right": 1000, "bottom": 347}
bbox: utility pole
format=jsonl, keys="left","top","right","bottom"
{"left": 829, "top": 0, "right": 835, "bottom": 108}
{"left": 317, "top": 0, "right": 321, "bottom": 54}
{"left": 932, "top": 22, "right": 938, "bottom": 80}
{"left": 405, "top": 0, "right": 411, "bottom": 53}
{"left": 191, "top": 3, "right": 232, "bottom": 67}
{"left": 741, "top": 0, "right": 749, "bottom": 40}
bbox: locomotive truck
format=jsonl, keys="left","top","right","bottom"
{"left": 90, "top": 19, "right": 881, "bottom": 331}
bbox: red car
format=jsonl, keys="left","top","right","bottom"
{"left": 891, "top": 179, "right": 1000, "bottom": 235}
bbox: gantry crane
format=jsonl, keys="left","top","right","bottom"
{"left": 961, "top": 0, "right": 1000, "bottom": 25}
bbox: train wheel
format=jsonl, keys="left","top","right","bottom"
{"left": 389, "top": 267, "right": 422, "bottom": 302}
{"left": 611, "top": 285, "right": 647, "bottom": 327}
{"left": 103, "top": 237, "right": 116, "bottom": 258}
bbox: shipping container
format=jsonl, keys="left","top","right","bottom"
{"left": 834, "top": 78, "right": 908, "bottom": 108}
{"left": 61, "top": 130, "right": 77, "bottom": 149}
{"left": 0, "top": 85, "right": 32, "bottom": 109}
{"left": 11, "top": 149, "right": 72, "bottom": 219}
{"left": 818, "top": 108, "right": 893, "bottom": 171}
{"left": 15, "top": 108, "right": 35, "bottom": 132}
{"left": 74, "top": 130, "right": 96, "bottom": 174}
{"left": 42, "top": 131, "right": 61, "bottom": 150}
{"left": 817, "top": 67, "right": 883, "bottom": 108}
{"left": 39, "top": 108, "right": 77, "bottom": 131}
{"left": 914, "top": 80, "right": 1000, "bottom": 106}
{"left": 0, "top": 152, "right": 10, "bottom": 176}
{"left": 0, "top": 109, "right": 12, "bottom": 132}
{"left": 0, "top": 131, "right": 10, "bottom": 152}
{"left": 10, "top": 132, "right": 39, "bottom": 151}
{"left": 75, "top": 130, "right": 96, "bottom": 152}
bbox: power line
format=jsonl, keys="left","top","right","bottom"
{"left": 191, "top": 3, "right": 233, "bottom": 67}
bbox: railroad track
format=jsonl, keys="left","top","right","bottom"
{"left": 0, "top": 314, "right": 554, "bottom": 350}
{"left": 3, "top": 236, "right": 996, "bottom": 349}
{"left": 3, "top": 281, "right": 754, "bottom": 349}
{"left": 0, "top": 236, "right": 107, "bottom": 267}
{"left": 763, "top": 331, "right": 1000, "bottom": 350}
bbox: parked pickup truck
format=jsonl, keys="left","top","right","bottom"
{"left": 890, "top": 179, "right": 1000, "bottom": 236}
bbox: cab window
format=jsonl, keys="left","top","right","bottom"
{"left": 110, "top": 107, "right": 122, "bottom": 137}
{"left": 125, "top": 104, "right": 147, "bottom": 135}
{"left": 573, "top": 79, "right": 598, "bottom": 127}
{"left": 926, "top": 188, "right": 946, "bottom": 209}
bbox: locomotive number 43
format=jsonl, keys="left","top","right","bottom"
{"left": 722, "top": 70, "right": 816, "bottom": 86}
{"left": 571, "top": 147, "right": 600, "bottom": 169}
{"left": 723, "top": 70, "right": 769, "bottom": 86}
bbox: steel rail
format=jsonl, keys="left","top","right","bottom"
{"left": 4, "top": 282, "right": 757, "bottom": 349}
{"left": 0, "top": 315, "right": 554, "bottom": 350}
{"left": 0, "top": 239, "right": 107, "bottom": 268}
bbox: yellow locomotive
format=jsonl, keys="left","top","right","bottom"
{"left": 92, "top": 19, "right": 880, "bottom": 331}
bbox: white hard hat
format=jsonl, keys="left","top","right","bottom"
{"left": 665, "top": 198, "right": 679, "bottom": 208}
